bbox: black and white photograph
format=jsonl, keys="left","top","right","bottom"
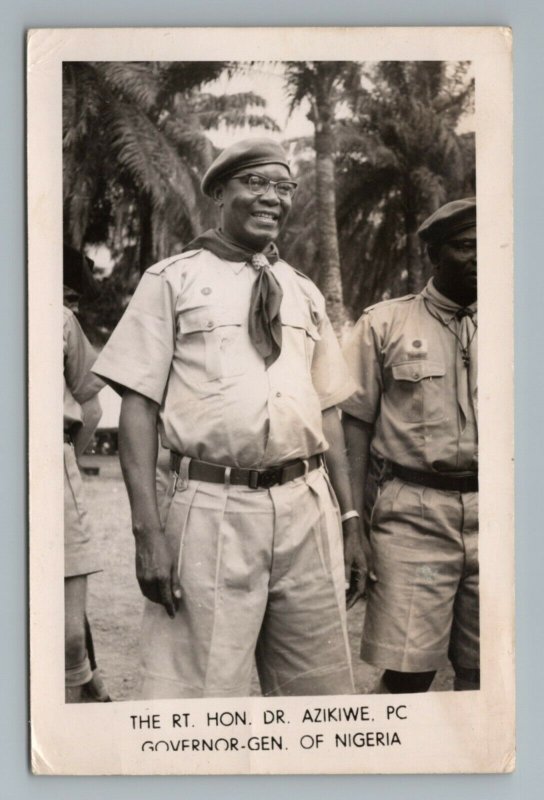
{"left": 28, "top": 26, "right": 513, "bottom": 775}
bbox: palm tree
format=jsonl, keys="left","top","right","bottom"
{"left": 335, "top": 61, "right": 475, "bottom": 314}
{"left": 283, "top": 62, "right": 363, "bottom": 333}
{"left": 63, "top": 60, "right": 280, "bottom": 341}
{"left": 63, "top": 61, "right": 280, "bottom": 269}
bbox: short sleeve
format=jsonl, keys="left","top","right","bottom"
{"left": 311, "top": 312, "right": 358, "bottom": 411}
{"left": 92, "top": 270, "right": 176, "bottom": 404}
{"left": 63, "top": 308, "right": 104, "bottom": 404}
{"left": 339, "top": 312, "right": 383, "bottom": 424}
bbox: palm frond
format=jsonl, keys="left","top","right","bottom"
{"left": 96, "top": 62, "right": 161, "bottom": 114}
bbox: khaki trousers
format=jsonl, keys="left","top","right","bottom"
{"left": 139, "top": 466, "right": 354, "bottom": 698}
{"left": 362, "top": 477, "right": 479, "bottom": 673}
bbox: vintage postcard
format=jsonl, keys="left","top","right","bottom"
{"left": 28, "top": 26, "right": 514, "bottom": 774}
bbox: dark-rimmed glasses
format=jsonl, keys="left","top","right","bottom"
{"left": 230, "top": 172, "right": 298, "bottom": 199}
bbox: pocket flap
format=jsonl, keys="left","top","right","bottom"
{"left": 178, "top": 306, "right": 244, "bottom": 335}
{"left": 280, "top": 307, "right": 321, "bottom": 341}
{"left": 392, "top": 360, "right": 445, "bottom": 382}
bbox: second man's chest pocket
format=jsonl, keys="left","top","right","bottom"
{"left": 177, "top": 306, "right": 246, "bottom": 381}
{"left": 389, "top": 360, "right": 446, "bottom": 423}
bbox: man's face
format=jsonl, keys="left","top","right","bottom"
{"left": 432, "top": 226, "right": 477, "bottom": 304}
{"left": 215, "top": 163, "right": 293, "bottom": 250}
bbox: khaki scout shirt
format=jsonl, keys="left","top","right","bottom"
{"left": 93, "top": 249, "right": 355, "bottom": 468}
{"left": 63, "top": 307, "right": 103, "bottom": 429}
{"left": 341, "top": 281, "right": 478, "bottom": 474}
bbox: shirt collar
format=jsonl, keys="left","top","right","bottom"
{"left": 421, "top": 279, "right": 477, "bottom": 324}
{"left": 225, "top": 260, "right": 248, "bottom": 275}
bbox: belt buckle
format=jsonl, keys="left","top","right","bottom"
{"left": 249, "top": 467, "right": 282, "bottom": 489}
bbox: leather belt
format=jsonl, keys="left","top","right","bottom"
{"left": 391, "top": 462, "right": 478, "bottom": 493}
{"left": 170, "top": 452, "right": 324, "bottom": 490}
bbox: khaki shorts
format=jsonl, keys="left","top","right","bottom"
{"left": 139, "top": 465, "right": 354, "bottom": 699}
{"left": 64, "top": 443, "right": 101, "bottom": 578}
{"left": 362, "top": 477, "right": 479, "bottom": 673}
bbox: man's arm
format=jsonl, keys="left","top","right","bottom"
{"left": 118, "top": 389, "right": 181, "bottom": 618}
{"left": 322, "top": 406, "right": 370, "bottom": 605}
{"left": 342, "top": 410, "right": 377, "bottom": 585}
{"left": 342, "top": 412, "right": 374, "bottom": 524}
{"left": 73, "top": 395, "right": 102, "bottom": 458}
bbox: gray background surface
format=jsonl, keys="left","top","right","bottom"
{"left": 4, "top": 0, "right": 541, "bottom": 796}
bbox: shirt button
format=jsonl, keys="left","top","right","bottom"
{"left": 413, "top": 339, "right": 422, "bottom": 348}
{"left": 207, "top": 321, "right": 213, "bottom": 328}
{"left": 276, "top": 392, "right": 282, "bottom": 398}
{"left": 413, "top": 371, "right": 420, "bottom": 379}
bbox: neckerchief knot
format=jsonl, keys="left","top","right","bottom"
{"left": 251, "top": 253, "right": 269, "bottom": 271}
{"left": 456, "top": 307, "right": 475, "bottom": 320}
{"left": 183, "top": 229, "right": 283, "bottom": 367}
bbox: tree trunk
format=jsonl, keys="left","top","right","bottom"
{"left": 404, "top": 193, "right": 424, "bottom": 294}
{"left": 138, "top": 192, "right": 154, "bottom": 274}
{"left": 406, "top": 229, "right": 424, "bottom": 294}
{"left": 313, "top": 79, "right": 348, "bottom": 337}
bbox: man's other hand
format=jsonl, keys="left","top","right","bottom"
{"left": 342, "top": 516, "right": 377, "bottom": 609}
{"left": 134, "top": 530, "right": 182, "bottom": 619}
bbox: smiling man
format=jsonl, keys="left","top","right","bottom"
{"left": 93, "top": 138, "right": 366, "bottom": 698}
{"left": 341, "top": 198, "right": 479, "bottom": 694}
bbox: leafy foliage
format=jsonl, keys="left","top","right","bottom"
{"left": 282, "top": 61, "right": 475, "bottom": 319}
{"left": 281, "top": 62, "right": 366, "bottom": 332}
{"left": 63, "top": 61, "right": 279, "bottom": 342}
{"left": 64, "top": 60, "right": 475, "bottom": 342}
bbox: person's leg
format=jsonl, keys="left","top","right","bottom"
{"left": 362, "top": 480, "right": 465, "bottom": 686}
{"left": 381, "top": 669, "right": 437, "bottom": 693}
{"left": 64, "top": 443, "right": 105, "bottom": 701}
{"left": 256, "top": 469, "right": 354, "bottom": 697}
{"left": 452, "top": 667, "right": 480, "bottom": 691}
{"left": 84, "top": 615, "right": 96, "bottom": 669}
{"left": 449, "top": 491, "right": 480, "bottom": 691}
{"left": 64, "top": 575, "right": 92, "bottom": 702}
{"left": 140, "top": 475, "right": 272, "bottom": 698}
{"left": 81, "top": 617, "right": 111, "bottom": 701}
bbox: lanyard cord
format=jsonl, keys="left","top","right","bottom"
{"left": 422, "top": 299, "right": 478, "bottom": 367}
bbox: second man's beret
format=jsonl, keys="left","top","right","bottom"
{"left": 418, "top": 197, "right": 476, "bottom": 245}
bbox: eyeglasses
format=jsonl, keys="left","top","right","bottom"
{"left": 230, "top": 173, "right": 298, "bottom": 199}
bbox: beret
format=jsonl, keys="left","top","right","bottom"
{"left": 418, "top": 197, "right": 476, "bottom": 245}
{"left": 201, "top": 138, "right": 291, "bottom": 197}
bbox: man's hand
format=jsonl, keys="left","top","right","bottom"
{"left": 118, "top": 391, "right": 180, "bottom": 617}
{"left": 342, "top": 516, "right": 377, "bottom": 609}
{"left": 134, "top": 529, "right": 182, "bottom": 619}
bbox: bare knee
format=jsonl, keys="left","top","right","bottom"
{"left": 65, "top": 625, "right": 86, "bottom": 668}
{"left": 65, "top": 576, "right": 87, "bottom": 667}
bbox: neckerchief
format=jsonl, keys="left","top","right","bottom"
{"left": 184, "top": 229, "right": 283, "bottom": 368}
{"left": 421, "top": 279, "right": 478, "bottom": 429}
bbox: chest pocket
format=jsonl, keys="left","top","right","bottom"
{"left": 177, "top": 305, "right": 245, "bottom": 381}
{"left": 280, "top": 306, "right": 321, "bottom": 370}
{"left": 390, "top": 359, "right": 446, "bottom": 423}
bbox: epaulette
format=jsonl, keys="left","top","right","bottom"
{"left": 364, "top": 293, "right": 417, "bottom": 313}
{"left": 146, "top": 249, "right": 203, "bottom": 275}
{"left": 292, "top": 267, "right": 317, "bottom": 285}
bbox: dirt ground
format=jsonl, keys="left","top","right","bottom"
{"left": 81, "top": 454, "right": 453, "bottom": 700}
